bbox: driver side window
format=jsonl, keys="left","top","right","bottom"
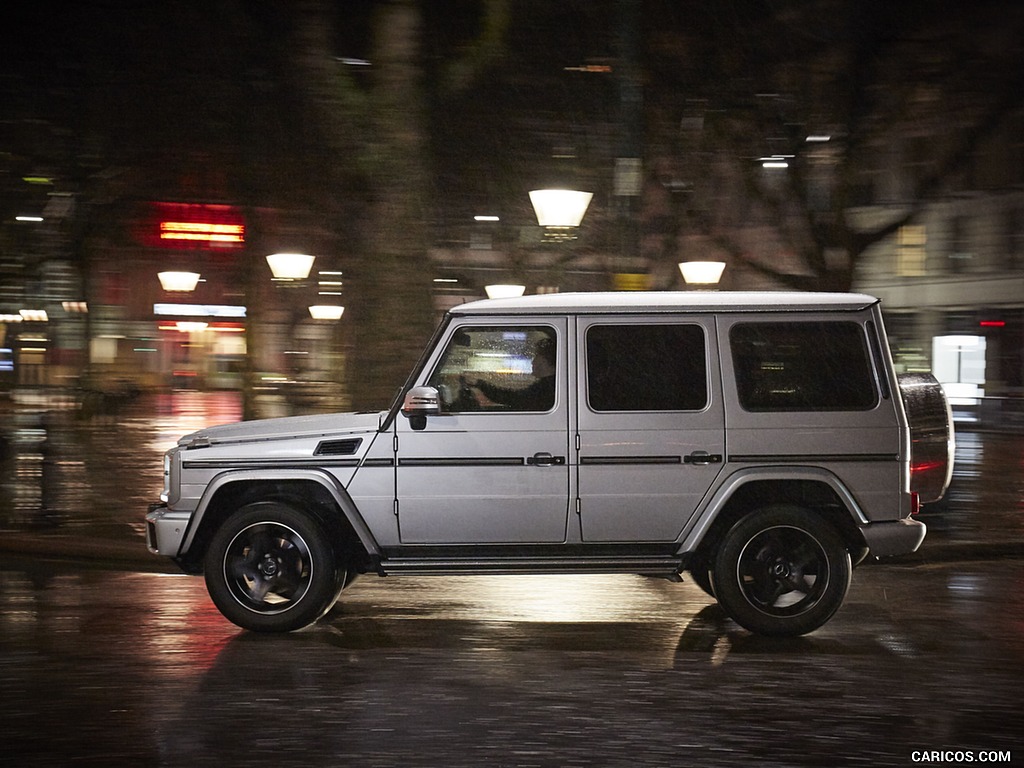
{"left": 427, "top": 326, "right": 557, "bottom": 413}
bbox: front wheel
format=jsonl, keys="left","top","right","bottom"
{"left": 712, "top": 505, "right": 851, "bottom": 637}
{"left": 686, "top": 551, "right": 716, "bottom": 598}
{"left": 203, "top": 501, "right": 343, "bottom": 632}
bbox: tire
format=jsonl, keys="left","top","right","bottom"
{"left": 686, "top": 552, "right": 716, "bottom": 598}
{"left": 711, "top": 505, "right": 851, "bottom": 637}
{"left": 203, "top": 501, "right": 344, "bottom": 633}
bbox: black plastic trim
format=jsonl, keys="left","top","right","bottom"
{"left": 182, "top": 458, "right": 360, "bottom": 470}
{"left": 581, "top": 455, "right": 681, "bottom": 465}
{"left": 398, "top": 457, "right": 526, "bottom": 467}
{"left": 728, "top": 453, "right": 898, "bottom": 463}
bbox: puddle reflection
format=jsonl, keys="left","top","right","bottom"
{"left": 0, "top": 391, "right": 241, "bottom": 534}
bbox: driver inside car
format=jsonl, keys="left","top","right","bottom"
{"left": 467, "top": 336, "right": 556, "bottom": 411}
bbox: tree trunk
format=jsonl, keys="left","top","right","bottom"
{"left": 347, "top": 1, "right": 437, "bottom": 410}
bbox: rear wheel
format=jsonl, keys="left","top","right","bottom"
{"left": 712, "top": 505, "right": 851, "bottom": 636}
{"left": 204, "top": 501, "right": 344, "bottom": 632}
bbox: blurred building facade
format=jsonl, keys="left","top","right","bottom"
{"left": 853, "top": 117, "right": 1024, "bottom": 402}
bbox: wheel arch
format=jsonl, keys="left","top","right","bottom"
{"left": 679, "top": 467, "right": 870, "bottom": 564}
{"left": 177, "top": 469, "right": 380, "bottom": 574}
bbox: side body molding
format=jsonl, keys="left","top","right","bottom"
{"left": 676, "top": 466, "right": 870, "bottom": 555}
{"left": 179, "top": 468, "right": 382, "bottom": 558}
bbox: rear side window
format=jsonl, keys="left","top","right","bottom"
{"left": 731, "top": 322, "right": 877, "bottom": 411}
{"left": 586, "top": 324, "right": 707, "bottom": 411}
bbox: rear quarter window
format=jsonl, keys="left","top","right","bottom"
{"left": 730, "top": 321, "right": 878, "bottom": 411}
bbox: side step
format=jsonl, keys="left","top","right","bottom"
{"left": 378, "top": 555, "right": 684, "bottom": 577}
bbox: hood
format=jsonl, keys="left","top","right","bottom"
{"left": 178, "top": 410, "right": 386, "bottom": 448}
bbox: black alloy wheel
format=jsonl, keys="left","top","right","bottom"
{"left": 712, "top": 505, "right": 851, "bottom": 637}
{"left": 204, "top": 501, "right": 344, "bottom": 632}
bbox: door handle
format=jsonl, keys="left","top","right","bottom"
{"left": 684, "top": 451, "right": 723, "bottom": 465}
{"left": 527, "top": 452, "right": 565, "bottom": 467}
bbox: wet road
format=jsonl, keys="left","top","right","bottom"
{"left": 1, "top": 559, "right": 1021, "bottom": 767}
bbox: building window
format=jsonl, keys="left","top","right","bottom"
{"left": 947, "top": 215, "right": 973, "bottom": 273}
{"left": 896, "top": 225, "right": 927, "bottom": 277}
{"left": 1004, "top": 208, "right": 1023, "bottom": 269}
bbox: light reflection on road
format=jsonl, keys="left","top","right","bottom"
{"left": 144, "top": 391, "right": 242, "bottom": 454}
{"left": 0, "top": 391, "right": 242, "bottom": 533}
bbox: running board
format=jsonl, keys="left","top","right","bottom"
{"left": 378, "top": 555, "right": 684, "bottom": 577}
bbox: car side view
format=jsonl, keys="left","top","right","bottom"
{"left": 146, "top": 292, "right": 954, "bottom": 636}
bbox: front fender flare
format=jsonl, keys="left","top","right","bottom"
{"left": 179, "top": 468, "right": 381, "bottom": 558}
{"left": 676, "top": 465, "right": 870, "bottom": 556}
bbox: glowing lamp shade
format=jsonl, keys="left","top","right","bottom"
{"left": 267, "top": 252, "right": 315, "bottom": 280}
{"left": 308, "top": 305, "right": 345, "bottom": 320}
{"left": 485, "top": 284, "right": 526, "bottom": 299}
{"left": 158, "top": 271, "right": 201, "bottom": 292}
{"left": 19, "top": 309, "right": 49, "bottom": 322}
{"left": 679, "top": 261, "right": 726, "bottom": 285}
{"left": 528, "top": 189, "right": 593, "bottom": 227}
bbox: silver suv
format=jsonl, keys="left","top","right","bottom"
{"left": 146, "top": 292, "right": 953, "bottom": 636}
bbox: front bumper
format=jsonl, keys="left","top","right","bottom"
{"left": 146, "top": 503, "right": 193, "bottom": 557}
{"left": 860, "top": 517, "right": 927, "bottom": 558}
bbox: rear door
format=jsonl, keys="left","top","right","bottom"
{"left": 576, "top": 317, "right": 725, "bottom": 541}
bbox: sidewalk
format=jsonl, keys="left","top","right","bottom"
{"left": 1, "top": 392, "right": 1022, "bottom": 571}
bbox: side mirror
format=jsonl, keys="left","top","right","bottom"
{"left": 402, "top": 386, "right": 441, "bottom": 430}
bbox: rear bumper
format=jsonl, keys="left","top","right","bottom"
{"left": 860, "top": 517, "right": 927, "bottom": 558}
{"left": 145, "top": 503, "right": 192, "bottom": 557}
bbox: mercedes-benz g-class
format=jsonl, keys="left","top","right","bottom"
{"left": 146, "top": 292, "right": 953, "bottom": 636}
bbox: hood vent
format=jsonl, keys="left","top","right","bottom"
{"left": 314, "top": 438, "right": 363, "bottom": 456}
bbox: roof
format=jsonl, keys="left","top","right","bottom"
{"left": 449, "top": 291, "right": 880, "bottom": 316}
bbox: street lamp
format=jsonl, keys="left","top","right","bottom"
{"left": 158, "top": 271, "right": 201, "bottom": 292}
{"left": 267, "top": 252, "right": 315, "bottom": 280}
{"left": 485, "top": 284, "right": 526, "bottom": 299}
{"left": 529, "top": 189, "right": 593, "bottom": 227}
{"left": 679, "top": 261, "right": 726, "bottom": 287}
{"left": 308, "top": 305, "right": 345, "bottom": 320}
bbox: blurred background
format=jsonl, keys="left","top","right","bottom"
{"left": 1, "top": 0, "right": 1022, "bottom": 424}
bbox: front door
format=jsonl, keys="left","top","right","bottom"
{"left": 394, "top": 319, "right": 570, "bottom": 544}
{"left": 576, "top": 318, "right": 725, "bottom": 541}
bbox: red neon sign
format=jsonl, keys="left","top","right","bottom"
{"left": 160, "top": 221, "right": 244, "bottom": 243}
{"left": 144, "top": 203, "right": 245, "bottom": 250}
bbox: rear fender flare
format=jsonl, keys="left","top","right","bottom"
{"left": 677, "top": 466, "right": 869, "bottom": 556}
